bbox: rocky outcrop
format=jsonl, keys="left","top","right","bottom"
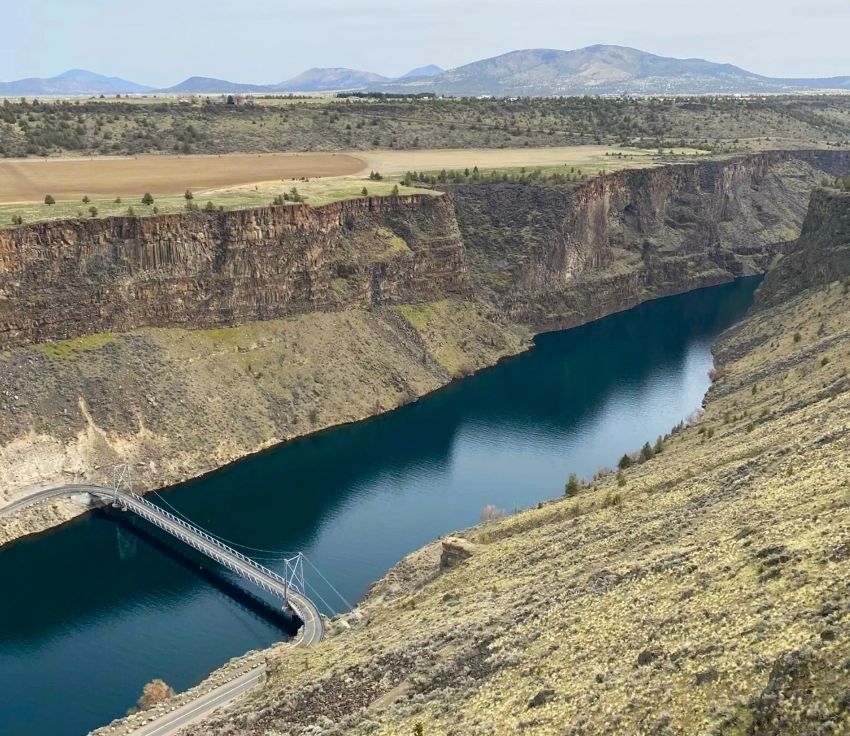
{"left": 0, "top": 194, "right": 467, "bottom": 348}
{"left": 451, "top": 150, "right": 850, "bottom": 330}
{"left": 757, "top": 188, "right": 850, "bottom": 307}
{"left": 439, "top": 536, "right": 479, "bottom": 570}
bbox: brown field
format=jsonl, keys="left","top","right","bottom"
{"left": 0, "top": 152, "right": 366, "bottom": 203}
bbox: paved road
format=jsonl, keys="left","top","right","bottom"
{"left": 126, "top": 665, "right": 267, "bottom": 736}
{"left": 0, "top": 483, "right": 109, "bottom": 517}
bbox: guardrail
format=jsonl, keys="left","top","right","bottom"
{"left": 103, "top": 488, "right": 301, "bottom": 601}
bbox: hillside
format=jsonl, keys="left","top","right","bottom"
{"left": 100, "top": 189, "right": 850, "bottom": 736}
{"left": 383, "top": 45, "right": 850, "bottom": 96}
{"left": 2, "top": 95, "right": 850, "bottom": 159}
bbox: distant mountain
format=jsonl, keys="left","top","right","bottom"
{"left": 399, "top": 64, "right": 443, "bottom": 80}
{"left": 275, "top": 68, "right": 391, "bottom": 92}
{"left": 0, "top": 69, "right": 152, "bottom": 96}
{"left": 160, "top": 77, "right": 275, "bottom": 94}
{"left": 5, "top": 48, "right": 848, "bottom": 98}
{"left": 380, "top": 45, "right": 850, "bottom": 96}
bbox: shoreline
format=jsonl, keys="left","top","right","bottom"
{"left": 0, "top": 271, "right": 749, "bottom": 551}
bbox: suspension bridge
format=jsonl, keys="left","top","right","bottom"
{"left": 1, "top": 467, "right": 325, "bottom": 646}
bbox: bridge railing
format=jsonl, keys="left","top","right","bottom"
{"left": 108, "top": 488, "right": 298, "bottom": 593}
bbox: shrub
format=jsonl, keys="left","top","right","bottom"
{"left": 114, "top": 196, "right": 122, "bottom": 204}
{"left": 141, "top": 192, "right": 154, "bottom": 205}
{"left": 126, "top": 206, "right": 135, "bottom": 216}
{"left": 793, "top": 332, "right": 802, "bottom": 343}
{"left": 88, "top": 206, "right": 98, "bottom": 217}
{"left": 136, "top": 679, "right": 175, "bottom": 710}
{"left": 481, "top": 504, "right": 506, "bottom": 522}
{"left": 82, "top": 195, "right": 90, "bottom": 203}
{"left": 44, "top": 194, "right": 55, "bottom": 205}
{"left": 617, "top": 470, "right": 627, "bottom": 487}
{"left": 184, "top": 189, "right": 193, "bottom": 200}
{"left": 204, "top": 200, "right": 216, "bottom": 211}
{"left": 361, "top": 187, "right": 369, "bottom": 196}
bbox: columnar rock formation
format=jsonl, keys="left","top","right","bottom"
{"left": 0, "top": 195, "right": 467, "bottom": 348}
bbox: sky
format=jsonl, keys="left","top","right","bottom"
{"left": 2, "top": 0, "right": 849, "bottom": 86}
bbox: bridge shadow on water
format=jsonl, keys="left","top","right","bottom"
{"left": 100, "top": 508, "right": 302, "bottom": 639}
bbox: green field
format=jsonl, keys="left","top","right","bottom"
{"left": 0, "top": 178, "right": 434, "bottom": 229}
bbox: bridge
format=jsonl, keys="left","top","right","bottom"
{"left": 1, "top": 475, "right": 323, "bottom": 646}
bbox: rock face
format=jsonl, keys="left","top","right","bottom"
{"left": 450, "top": 150, "right": 850, "bottom": 331}
{"left": 0, "top": 194, "right": 468, "bottom": 348}
{"left": 757, "top": 188, "right": 850, "bottom": 308}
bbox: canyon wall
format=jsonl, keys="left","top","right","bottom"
{"left": 0, "top": 194, "right": 467, "bottom": 348}
{"left": 758, "top": 187, "right": 850, "bottom": 307}
{"left": 3, "top": 150, "right": 850, "bottom": 541}
{"left": 451, "top": 149, "right": 850, "bottom": 330}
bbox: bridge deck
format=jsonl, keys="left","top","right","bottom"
{"left": 1, "top": 484, "right": 324, "bottom": 645}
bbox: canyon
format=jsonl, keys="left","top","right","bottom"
{"left": 2, "top": 149, "right": 850, "bottom": 545}
{"left": 103, "top": 172, "right": 850, "bottom": 736}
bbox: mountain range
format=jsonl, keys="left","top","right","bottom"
{"left": 2, "top": 46, "right": 849, "bottom": 97}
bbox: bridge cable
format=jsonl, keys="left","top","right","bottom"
{"left": 148, "top": 490, "right": 299, "bottom": 558}
{"left": 302, "top": 555, "right": 359, "bottom": 615}
{"left": 302, "top": 579, "right": 338, "bottom": 618}
{"left": 145, "top": 490, "right": 351, "bottom": 615}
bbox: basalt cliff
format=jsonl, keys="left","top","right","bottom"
{"left": 2, "top": 150, "right": 850, "bottom": 543}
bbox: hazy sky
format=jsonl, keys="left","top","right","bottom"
{"left": 2, "top": 0, "right": 848, "bottom": 86}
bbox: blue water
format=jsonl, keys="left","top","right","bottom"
{"left": 0, "top": 278, "right": 760, "bottom": 735}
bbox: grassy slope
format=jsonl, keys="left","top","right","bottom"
{"left": 0, "top": 300, "right": 530, "bottom": 544}
{"left": 173, "top": 278, "right": 850, "bottom": 736}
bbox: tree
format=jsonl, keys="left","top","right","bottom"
{"left": 82, "top": 195, "right": 90, "bottom": 204}
{"left": 564, "top": 473, "right": 581, "bottom": 497}
{"left": 618, "top": 453, "right": 632, "bottom": 470}
{"left": 639, "top": 442, "right": 654, "bottom": 463}
{"left": 391, "top": 184, "right": 399, "bottom": 195}
{"left": 204, "top": 200, "right": 216, "bottom": 212}
{"left": 184, "top": 189, "right": 193, "bottom": 201}
{"left": 126, "top": 206, "right": 135, "bottom": 217}
{"left": 141, "top": 192, "right": 154, "bottom": 206}
{"left": 361, "top": 187, "right": 368, "bottom": 197}
{"left": 44, "top": 194, "right": 55, "bottom": 205}
{"left": 88, "top": 206, "right": 98, "bottom": 217}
